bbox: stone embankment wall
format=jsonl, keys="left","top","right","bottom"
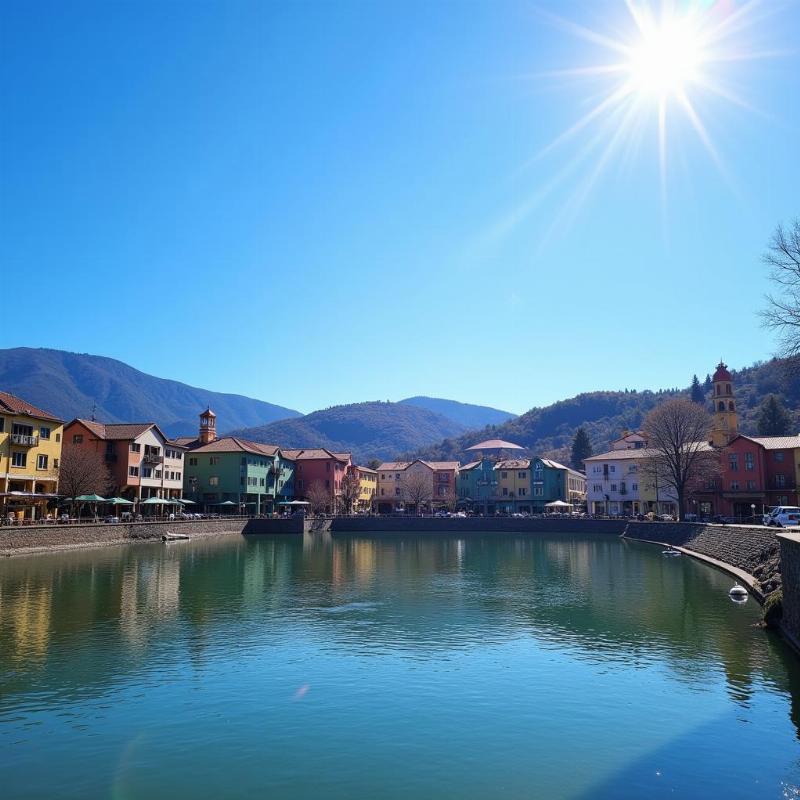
{"left": 624, "top": 522, "right": 781, "bottom": 596}
{"left": 778, "top": 533, "right": 800, "bottom": 647}
{"left": 329, "top": 517, "right": 627, "bottom": 535}
{"left": 0, "top": 515, "right": 313, "bottom": 556}
{"left": 0, "top": 518, "right": 249, "bottom": 555}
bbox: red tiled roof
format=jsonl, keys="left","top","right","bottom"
{"left": 71, "top": 419, "right": 157, "bottom": 440}
{"left": 423, "top": 461, "right": 460, "bottom": 470}
{"left": 284, "top": 448, "right": 350, "bottom": 462}
{"left": 189, "top": 436, "right": 280, "bottom": 456}
{"left": 170, "top": 436, "right": 198, "bottom": 448}
{"left": 377, "top": 461, "right": 411, "bottom": 471}
{"left": 0, "top": 391, "right": 63, "bottom": 423}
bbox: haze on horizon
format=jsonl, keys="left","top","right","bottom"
{"left": 2, "top": 0, "right": 799, "bottom": 415}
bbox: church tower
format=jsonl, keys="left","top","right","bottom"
{"left": 198, "top": 407, "right": 217, "bottom": 445}
{"left": 710, "top": 361, "right": 738, "bottom": 447}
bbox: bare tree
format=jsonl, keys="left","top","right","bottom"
{"left": 305, "top": 480, "right": 330, "bottom": 516}
{"left": 762, "top": 218, "right": 800, "bottom": 360}
{"left": 642, "top": 399, "right": 720, "bottom": 521}
{"left": 401, "top": 470, "right": 433, "bottom": 515}
{"left": 338, "top": 471, "right": 362, "bottom": 515}
{"left": 58, "top": 448, "right": 111, "bottom": 500}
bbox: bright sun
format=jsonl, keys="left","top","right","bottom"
{"left": 510, "top": 0, "right": 773, "bottom": 239}
{"left": 627, "top": 16, "right": 704, "bottom": 96}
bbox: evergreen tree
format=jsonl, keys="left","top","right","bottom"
{"left": 570, "top": 427, "right": 593, "bottom": 471}
{"left": 690, "top": 374, "right": 704, "bottom": 404}
{"left": 757, "top": 394, "right": 793, "bottom": 436}
{"left": 704, "top": 374, "right": 712, "bottom": 391}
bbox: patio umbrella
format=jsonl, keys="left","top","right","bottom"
{"left": 176, "top": 498, "right": 194, "bottom": 505}
{"left": 75, "top": 494, "right": 108, "bottom": 502}
{"left": 141, "top": 497, "right": 170, "bottom": 505}
{"left": 106, "top": 497, "right": 134, "bottom": 505}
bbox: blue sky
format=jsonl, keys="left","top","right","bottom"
{"left": 2, "top": 1, "right": 799, "bottom": 415}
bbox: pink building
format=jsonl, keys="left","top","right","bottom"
{"left": 284, "top": 448, "right": 352, "bottom": 513}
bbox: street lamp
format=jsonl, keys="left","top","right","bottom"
{"left": 751, "top": 503, "right": 756, "bottom": 523}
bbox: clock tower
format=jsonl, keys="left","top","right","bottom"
{"left": 710, "top": 361, "right": 738, "bottom": 447}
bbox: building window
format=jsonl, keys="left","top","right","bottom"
{"left": 730, "top": 480, "right": 739, "bottom": 490}
{"left": 746, "top": 480, "right": 756, "bottom": 490}
{"left": 632, "top": 483, "right": 638, "bottom": 491}
{"left": 40, "top": 427, "right": 50, "bottom": 439}
{"left": 518, "top": 487, "right": 527, "bottom": 496}
{"left": 73, "top": 434, "right": 83, "bottom": 444}
{"left": 189, "top": 457, "right": 197, "bottom": 466}
{"left": 775, "top": 451, "right": 785, "bottom": 462}
{"left": 210, "top": 456, "right": 219, "bottom": 465}
{"left": 142, "top": 467, "right": 152, "bottom": 478}
{"left": 11, "top": 452, "right": 27, "bottom": 468}
{"left": 534, "top": 487, "right": 543, "bottom": 496}
{"left": 129, "top": 466, "right": 139, "bottom": 477}
{"left": 0, "top": 418, "right": 4, "bottom": 432}
{"left": 130, "top": 443, "right": 141, "bottom": 453}
{"left": 37, "top": 454, "right": 48, "bottom": 470}
{"left": 729, "top": 454, "right": 738, "bottom": 471}
{"left": 744, "top": 452, "right": 754, "bottom": 471}
{"left": 776, "top": 473, "right": 786, "bottom": 488}
{"left": 611, "top": 484, "right": 617, "bottom": 491}
{"left": 395, "top": 488, "right": 400, "bottom": 496}
{"left": 55, "top": 432, "right": 60, "bottom": 442}
{"left": 209, "top": 476, "right": 219, "bottom": 486}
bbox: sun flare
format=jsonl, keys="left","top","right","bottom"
{"left": 501, "top": 0, "right": 778, "bottom": 243}
{"left": 626, "top": 15, "right": 704, "bottom": 97}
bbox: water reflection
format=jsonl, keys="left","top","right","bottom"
{"left": 0, "top": 532, "right": 797, "bottom": 729}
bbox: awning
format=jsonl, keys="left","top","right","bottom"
{"left": 545, "top": 500, "right": 572, "bottom": 508}
{"left": 1, "top": 491, "right": 60, "bottom": 499}
{"left": 278, "top": 500, "right": 310, "bottom": 506}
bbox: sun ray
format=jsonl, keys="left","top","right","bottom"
{"left": 483, "top": 0, "right": 783, "bottom": 246}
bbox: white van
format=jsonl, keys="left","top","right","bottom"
{"left": 763, "top": 506, "right": 800, "bottom": 527}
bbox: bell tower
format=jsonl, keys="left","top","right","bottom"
{"left": 710, "top": 361, "right": 738, "bottom": 447}
{"left": 199, "top": 407, "right": 217, "bottom": 444}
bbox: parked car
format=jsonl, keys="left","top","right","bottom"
{"left": 763, "top": 506, "right": 800, "bottom": 527}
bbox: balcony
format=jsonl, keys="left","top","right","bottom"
{"left": 11, "top": 433, "right": 38, "bottom": 447}
{"left": 143, "top": 453, "right": 163, "bottom": 465}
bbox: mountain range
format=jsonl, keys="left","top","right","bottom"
{"left": 0, "top": 348, "right": 514, "bottom": 448}
{"left": 406, "top": 359, "right": 800, "bottom": 465}
{"left": 0, "top": 348, "right": 301, "bottom": 436}
{"left": 1, "top": 347, "right": 795, "bottom": 466}
{"left": 227, "top": 401, "right": 470, "bottom": 463}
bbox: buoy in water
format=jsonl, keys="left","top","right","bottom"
{"left": 729, "top": 583, "right": 748, "bottom": 599}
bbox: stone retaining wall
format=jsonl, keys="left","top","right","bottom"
{"left": 329, "top": 516, "right": 627, "bottom": 535}
{"left": 0, "top": 518, "right": 250, "bottom": 555}
{"left": 624, "top": 522, "right": 781, "bottom": 595}
{"left": 778, "top": 533, "right": 800, "bottom": 647}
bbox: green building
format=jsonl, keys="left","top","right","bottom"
{"left": 183, "top": 436, "right": 294, "bottom": 514}
{"left": 531, "top": 458, "right": 587, "bottom": 513}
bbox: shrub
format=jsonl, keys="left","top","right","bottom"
{"left": 763, "top": 590, "right": 783, "bottom": 629}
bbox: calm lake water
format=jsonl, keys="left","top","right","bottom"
{"left": 1, "top": 532, "right": 799, "bottom": 799}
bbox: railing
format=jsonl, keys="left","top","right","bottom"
{"left": 143, "top": 453, "right": 163, "bottom": 464}
{"left": 10, "top": 433, "right": 38, "bottom": 447}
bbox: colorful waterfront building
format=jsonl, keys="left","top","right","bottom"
{"left": 375, "top": 461, "right": 410, "bottom": 513}
{"left": 353, "top": 465, "right": 377, "bottom": 511}
{"left": 530, "top": 458, "right": 587, "bottom": 513}
{"left": 494, "top": 458, "right": 531, "bottom": 513}
{"left": 0, "top": 391, "right": 64, "bottom": 521}
{"left": 63, "top": 419, "right": 187, "bottom": 503}
{"left": 284, "top": 449, "right": 352, "bottom": 514}
{"left": 457, "top": 458, "right": 498, "bottom": 513}
{"left": 177, "top": 409, "right": 293, "bottom": 513}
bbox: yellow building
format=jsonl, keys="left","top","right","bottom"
{"left": 356, "top": 466, "right": 377, "bottom": 510}
{"left": 0, "top": 391, "right": 64, "bottom": 521}
{"left": 494, "top": 458, "right": 531, "bottom": 513}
